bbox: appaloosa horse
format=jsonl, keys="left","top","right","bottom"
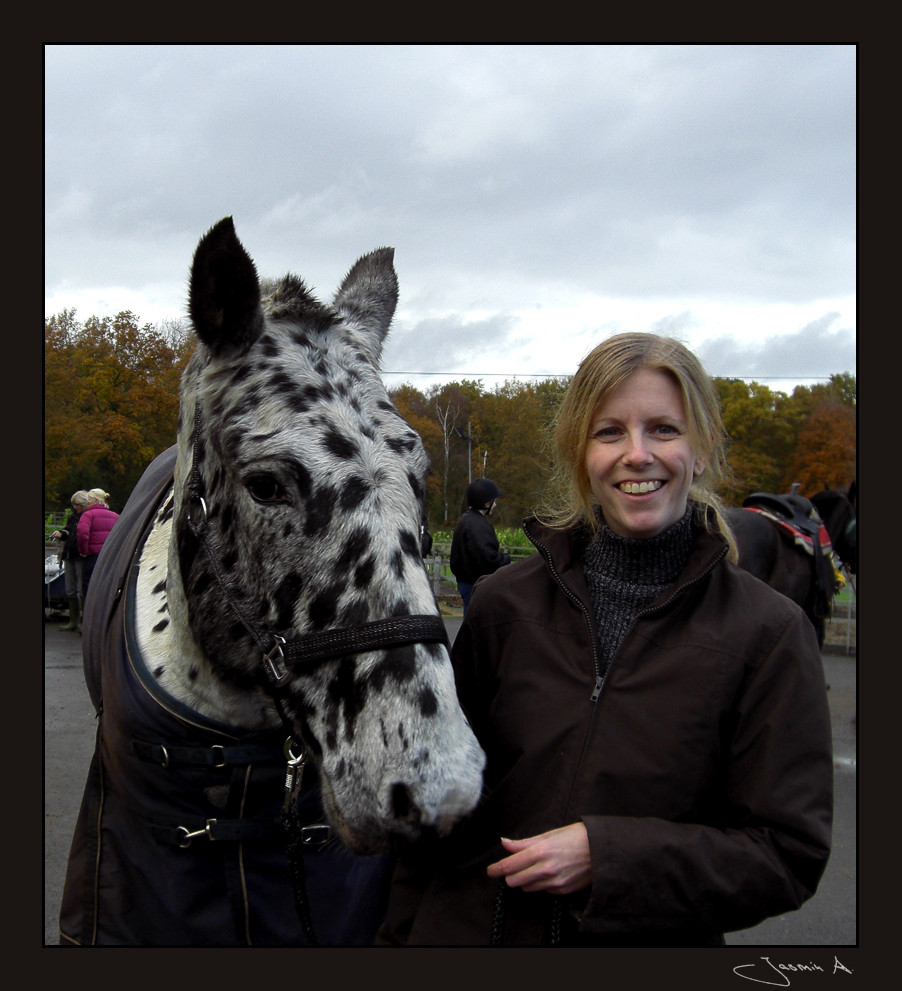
{"left": 59, "top": 217, "right": 485, "bottom": 946}
{"left": 726, "top": 488, "right": 847, "bottom": 648}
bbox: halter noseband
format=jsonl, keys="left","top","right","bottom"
{"left": 185, "top": 401, "right": 448, "bottom": 689}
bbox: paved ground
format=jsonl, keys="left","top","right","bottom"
{"left": 43, "top": 616, "right": 856, "bottom": 947}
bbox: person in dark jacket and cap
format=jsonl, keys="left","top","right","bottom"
{"left": 450, "top": 478, "right": 511, "bottom": 613}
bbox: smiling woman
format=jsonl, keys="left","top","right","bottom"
{"left": 378, "top": 331, "right": 833, "bottom": 947}
{"left": 584, "top": 366, "right": 707, "bottom": 540}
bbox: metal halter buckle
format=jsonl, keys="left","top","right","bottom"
{"left": 263, "top": 635, "right": 289, "bottom": 682}
{"left": 299, "top": 824, "right": 331, "bottom": 847}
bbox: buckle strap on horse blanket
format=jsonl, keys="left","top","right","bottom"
{"left": 151, "top": 817, "right": 280, "bottom": 848}
{"left": 151, "top": 817, "right": 331, "bottom": 849}
{"left": 132, "top": 738, "right": 283, "bottom": 769}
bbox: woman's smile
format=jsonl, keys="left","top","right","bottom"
{"left": 615, "top": 479, "right": 664, "bottom": 495}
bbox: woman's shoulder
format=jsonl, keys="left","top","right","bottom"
{"left": 711, "top": 557, "right": 813, "bottom": 633}
{"left": 470, "top": 545, "right": 549, "bottom": 601}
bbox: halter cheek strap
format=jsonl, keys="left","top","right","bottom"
{"left": 185, "top": 400, "right": 449, "bottom": 689}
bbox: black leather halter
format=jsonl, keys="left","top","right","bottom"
{"left": 184, "top": 401, "right": 448, "bottom": 690}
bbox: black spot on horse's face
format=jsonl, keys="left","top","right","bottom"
{"left": 323, "top": 428, "right": 359, "bottom": 460}
{"left": 340, "top": 475, "right": 370, "bottom": 511}
{"left": 418, "top": 686, "right": 438, "bottom": 717}
{"left": 398, "top": 529, "right": 421, "bottom": 561}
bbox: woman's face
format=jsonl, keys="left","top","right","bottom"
{"left": 585, "top": 367, "right": 706, "bottom": 539}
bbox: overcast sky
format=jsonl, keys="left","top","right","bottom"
{"left": 45, "top": 44, "right": 856, "bottom": 393}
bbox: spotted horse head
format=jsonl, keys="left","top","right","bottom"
{"left": 157, "top": 217, "right": 484, "bottom": 854}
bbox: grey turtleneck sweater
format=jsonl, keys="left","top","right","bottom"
{"left": 581, "top": 505, "right": 695, "bottom": 674}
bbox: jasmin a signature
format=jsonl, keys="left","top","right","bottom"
{"left": 734, "top": 956, "right": 853, "bottom": 986}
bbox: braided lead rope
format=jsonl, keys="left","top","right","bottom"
{"left": 490, "top": 882, "right": 564, "bottom": 946}
{"left": 547, "top": 896, "right": 562, "bottom": 946}
{"left": 490, "top": 878, "right": 507, "bottom": 945}
{"left": 283, "top": 805, "right": 320, "bottom": 946}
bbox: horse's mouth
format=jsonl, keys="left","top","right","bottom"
{"left": 317, "top": 772, "right": 432, "bottom": 855}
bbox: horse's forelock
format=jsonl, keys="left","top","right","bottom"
{"left": 263, "top": 274, "right": 338, "bottom": 330}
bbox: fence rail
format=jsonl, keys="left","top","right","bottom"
{"left": 425, "top": 543, "right": 535, "bottom": 597}
{"left": 44, "top": 512, "right": 67, "bottom": 541}
{"left": 825, "top": 571, "right": 856, "bottom": 655}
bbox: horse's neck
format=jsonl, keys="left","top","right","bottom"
{"left": 134, "top": 496, "right": 279, "bottom": 730}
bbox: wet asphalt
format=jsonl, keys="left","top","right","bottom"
{"left": 43, "top": 616, "right": 856, "bottom": 947}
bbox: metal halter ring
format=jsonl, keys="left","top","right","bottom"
{"left": 176, "top": 819, "right": 216, "bottom": 849}
{"left": 284, "top": 738, "right": 305, "bottom": 763}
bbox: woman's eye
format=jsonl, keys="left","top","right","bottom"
{"left": 245, "top": 474, "right": 289, "bottom": 504}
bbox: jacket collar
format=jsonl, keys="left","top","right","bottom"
{"left": 523, "top": 504, "right": 728, "bottom": 601}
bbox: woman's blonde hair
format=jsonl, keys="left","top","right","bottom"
{"left": 539, "top": 332, "right": 736, "bottom": 559}
{"left": 87, "top": 488, "right": 111, "bottom": 507}
{"left": 70, "top": 490, "right": 90, "bottom": 509}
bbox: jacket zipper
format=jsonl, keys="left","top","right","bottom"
{"left": 526, "top": 522, "right": 727, "bottom": 705}
{"left": 526, "top": 527, "right": 606, "bottom": 701}
{"left": 526, "top": 519, "right": 729, "bottom": 861}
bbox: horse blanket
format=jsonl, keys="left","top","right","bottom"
{"left": 58, "top": 447, "right": 393, "bottom": 946}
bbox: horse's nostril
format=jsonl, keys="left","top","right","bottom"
{"left": 391, "top": 782, "right": 413, "bottom": 819}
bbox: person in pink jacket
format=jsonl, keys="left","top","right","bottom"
{"left": 78, "top": 488, "right": 119, "bottom": 601}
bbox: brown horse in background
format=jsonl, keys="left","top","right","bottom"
{"left": 726, "top": 484, "right": 855, "bottom": 647}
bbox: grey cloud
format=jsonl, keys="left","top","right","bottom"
{"left": 383, "top": 313, "right": 520, "bottom": 379}
{"left": 694, "top": 314, "right": 856, "bottom": 381}
{"left": 45, "top": 45, "right": 855, "bottom": 387}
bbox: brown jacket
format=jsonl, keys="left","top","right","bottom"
{"left": 379, "top": 510, "right": 833, "bottom": 945}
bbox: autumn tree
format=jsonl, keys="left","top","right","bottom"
{"left": 714, "top": 380, "right": 794, "bottom": 503}
{"left": 44, "top": 311, "right": 194, "bottom": 509}
{"left": 787, "top": 400, "right": 856, "bottom": 495}
{"left": 46, "top": 310, "right": 855, "bottom": 531}
{"left": 427, "top": 381, "right": 482, "bottom": 525}
{"left": 714, "top": 373, "right": 855, "bottom": 504}
{"left": 390, "top": 382, "right": 446, "bottom": 518}
{"left": 468, "top": 378, "right": 569, "bottom": 527}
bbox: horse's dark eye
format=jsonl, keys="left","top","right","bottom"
{"left": 245, "top": 474, "right": 289, "bottom": 504}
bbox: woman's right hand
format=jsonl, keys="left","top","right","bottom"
{"left": 486, "top": 823, "right": 592, "bottom": 895}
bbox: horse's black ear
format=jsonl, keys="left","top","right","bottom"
{"left": 189, "top": 217, "right": 264, "bottom": 356}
